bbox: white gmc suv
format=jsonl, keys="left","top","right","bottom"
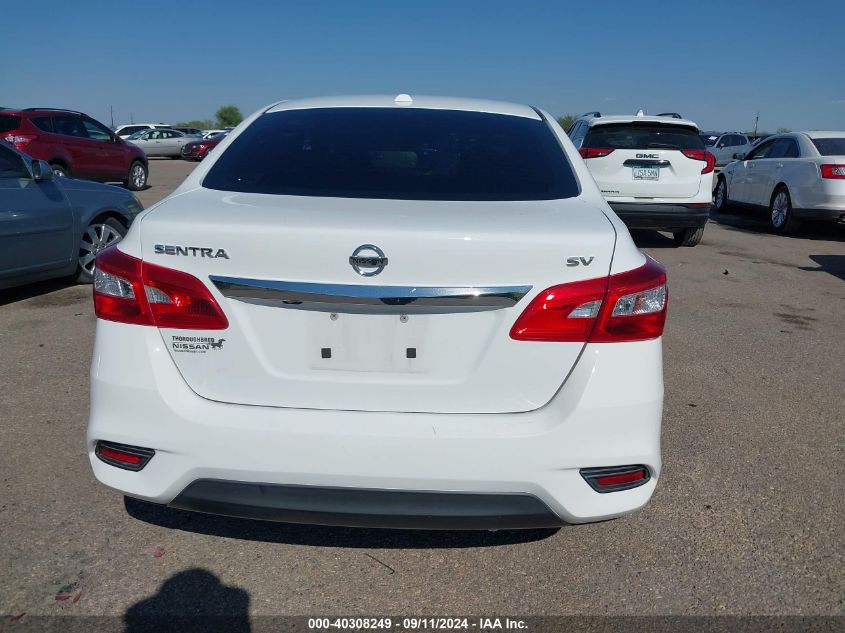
{"left": 569, "top": 113, "right": 715, "bottom": 246}
{"left": 88, "top": 95, "right": 666, "bottom": 529}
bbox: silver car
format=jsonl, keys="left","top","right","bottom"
{"left": 0, "top": 141, "right": 143, "bottom": 290}
{"left": 701, "top": 132, "right": 751, "bottom": 167}
{"left": 126, "top": 128, "right": 192, "bottom": 158}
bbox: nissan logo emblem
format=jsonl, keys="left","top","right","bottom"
{"left": 349, "top": 244, "right": 388, "bottom": 277}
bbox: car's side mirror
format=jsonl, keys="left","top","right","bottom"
{"left": 32, "top": 159, "right": 54, "bottom": 181}
{"left": 733, "top": 152, "right": 746, "bottom": 160}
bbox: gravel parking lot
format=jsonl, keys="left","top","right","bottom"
{"left": 1, "top": 159, "right": 842, "bottom": 622}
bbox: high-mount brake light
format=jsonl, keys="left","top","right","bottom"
{"left": 682, "top": 149, "right": 716, "bottom": 174}
{"left": 510, "top": 257, "right": 667, "bottom": 343}
{"left": 820, "top": 164, "right": 845, "bottom": 179}
{"left": 579, "top": 147, "right": 615, "bottom": 159}
{"left": 93, "top": 246, "right": 228, "bottom": 330}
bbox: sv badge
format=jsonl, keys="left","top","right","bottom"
{"left": 566, "top": 256, "right": 595, "bottom": 267}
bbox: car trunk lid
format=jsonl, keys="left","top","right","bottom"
{"left": 141, "top": 189, "right": 617, "bottom": 414}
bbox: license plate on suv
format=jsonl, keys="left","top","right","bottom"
{"left": 633, "top": 167, "right": 659, "bottom": 180}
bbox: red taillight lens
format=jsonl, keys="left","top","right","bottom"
{"left": 682, "top": 149, "right": 716, "bottom": 174}
{"left": 4, "top": 133, "right": 38, "bottom": 149}
{"left": 580, "top": 465, "right": 650, "bottom": 493}
{"left": 510, "top": 257, "right": 667, "bottom": 343}
{"left": 590, "top": 257, "right": 668, "bottom": 342}
{"left": 579, "top": 147, "right": 615, "bottom": 159}
{"left": 820, "top": 164, "right": 845, "bottom": 179}
{"left": 93, "top": 246, "right": 153, "bottom": 325}
{"left": 93, "top": 246, "right": 228, "bottom": 330}
{"left": 95, "top": 441, "right": 155, "bottom": 471}
{"left": 143, "top": 261, "right": 229, "bottom": 329}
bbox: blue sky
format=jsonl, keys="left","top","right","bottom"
{"left": 3, "top": 0, "right": 843, "bottom": 132}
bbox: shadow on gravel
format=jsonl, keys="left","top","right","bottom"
{"left": 710, "top": 209, "right": 845, "bottom": 242}
{"left": 800, "top": 255, "right": 845, "bottom": 281}
{"left": 0, "top": 278, "right": 75, "bottom": 307}
{"left": 124, "top": 568, "right": 251, "bottom": 633}
{"left": 125, "top": 497, "right": 560, "bottom": 549}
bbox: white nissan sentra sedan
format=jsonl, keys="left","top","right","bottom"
{"left": 87, "top": 95, "right": 667, "bottom": 529}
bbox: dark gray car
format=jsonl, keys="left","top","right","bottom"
{"left": 0, "top": 141, "right": 143, "bottom": 290}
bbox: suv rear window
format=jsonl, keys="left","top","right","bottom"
{"left": 811, "top": 138, "right": 845, "bottom": 156}
{"left": 586, "top": 123, "right": 704, "bottom": 151}
{"left": 0, "top": 115, "right": 21, "bottom": 133}
{"left": 203, "top": 108, "right": 579, "bottom": 201}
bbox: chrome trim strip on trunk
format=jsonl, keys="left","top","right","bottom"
{"left": 210, "top": 276, "right": 532, "bottom": 314}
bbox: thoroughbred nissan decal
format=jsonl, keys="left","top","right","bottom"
{"left": 171, "top": 336, "right": 226, "bottom": 353}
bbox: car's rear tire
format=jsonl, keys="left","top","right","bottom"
{"left": 673, "top": 226, "right": 704, "bottom": 247}
{"left": 125, "top": 161, "right": 148, "bottom": 190}
{"left": 74, "top": 217, "right": 127, "bottom": 283}
{"left": 50, "top": 163, "right": 69, "bottom": 178}
{"left": 770, "top": 186, "right": 801, "bottom": 235}
{"left": 713, "top": 176, "right": 731, "bottom": 213}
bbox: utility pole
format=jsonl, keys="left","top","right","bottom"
{"left": 130, "top": 112, "right": 134, "bottom": 124}
{"left": 110, "top": 106, "right": 114, "bottom": 128}
{"left": 753, "top": 112, "right": 759, "bottom": 138}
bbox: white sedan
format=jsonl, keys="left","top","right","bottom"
{"left": 87, "top": 95, "right": 666, "bottom": 529}
{"left": 714, "top": 131, "right": 845, "bottom": 233}
{"left": 126, "top": 128, "right": 193, "bottom": 158}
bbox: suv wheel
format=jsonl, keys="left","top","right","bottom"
{"left": 50, "top": 163, "right": 69, "bottom": 178}
{"left": 770, "top": 187, "right": 800, "bottom": 235}
{"left": 75, "top": 217, "right": 127, "bottom": 283}
{"left": 125, "top": 161, "right": 148, "bottom": 190}
{"left": 673, "top": 226, "right": 704, "bottom": 247}
{"left": 713, "top": 177, "right": 730, "bottom": 213}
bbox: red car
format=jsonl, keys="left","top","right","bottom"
{"left": 0, "top": 107, "right": 148, "bottom": 190}
{"left": 180, "top": 133, "right": 227, "bottom": 161}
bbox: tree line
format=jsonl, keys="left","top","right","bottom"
{"left": 176, "top": 105, "right": 243, "bottom": 130}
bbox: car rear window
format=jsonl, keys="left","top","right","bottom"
{"left": 0, "top": 115, "right": 21, "bottom": 133}
{"left": 202, "top": 108, "right": 579, "bottom": 201}
{"left": 811, "top": 138, "right": 845, "bottom": 156}
{"left": 586, "top": 123, "right": 704, "bottom": 151}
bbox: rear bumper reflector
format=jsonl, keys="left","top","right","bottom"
{"left": 95, "top": 441, "right": 155, "bottom": 471}
{"left": 210, "top": 277, "right": 532, "bottom": 314}
{"left": 580, "top": 465, "right": 650, "bottom": 493}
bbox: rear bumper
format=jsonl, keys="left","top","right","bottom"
{"left": 172, "top": 480, "right": 562, "bottom": 529}
{"left": 87, "top": 321, "right": 663, "bottom": 528}
{"left": 609, "top": 202, "right": 711, "bottom": 230}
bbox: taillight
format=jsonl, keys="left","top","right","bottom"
{"left": 4, "top": 133, "right": 38, "bottom": 149}
{"left": 820, "top": 164, "right": 845, "bottom": 179}
{"left": 510, "top": 256, "right": 667, "bottom": 343}
{"left": 579, "top": 147, "right": 615, "bottom": 159}
{"left": 93, "top": 246, "right": 228, "bottom": 330}
{"left": 682, "top": 149, "right": 716, "bottom": 174}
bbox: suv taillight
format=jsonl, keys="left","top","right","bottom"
{"left": 682, "top": 149, "right": 716, "bottom": 174}
{"left": 820, "top": 164, "right": 845, "bottom": 179}
{"left": 4, "top": 133, "right": 37, "bottom": 149}
{"left": 579, "top": 147, "right": 615, "bottom": 159}
{"left": 510, "top": 257, "right": 667, "bottom": 343}
{"left": 94, "top": 246, "right": 228, "bottom": 330}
